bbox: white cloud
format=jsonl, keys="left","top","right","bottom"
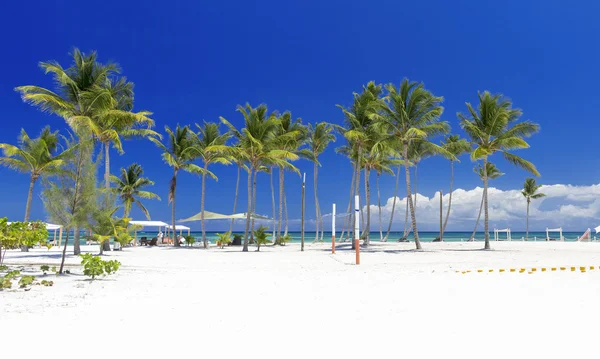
{"left": 364, "top": 183, "right": 600, "bottom": 231}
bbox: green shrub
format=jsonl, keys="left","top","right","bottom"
{"left": 216, "top": 232, "right": 232, "bottom": 249}
{"left": 18, "top": 275, "right": 35, "bottom": 288}
{"left": 1, "top": 278, "right": 12, "bottom": 289}
{"left": 51, "top": 266, "right": 57, "bottom": 273}
{"left": 184, "top": 235, "right": 195, "bottom": 246}
{"left": 0, "top": 265, "right": 8, "bottom": 271}
{"left": 253, "top": 226, "right": 271, "bottom": 251}
{"left": 45, "top": 243, "right": 53, "bottom": 251}
{"left": 40, "top": 265, "right": 50, "bottom": 274}
{"left": 4, "top": 270, "right": 20, "bottom": 280}
{"left": 80, "top": 253, "right": 121, "bottom": 280}
{"left": 103, "top": 260, "right": 121, "bottom": 275}
{"left": 40, "top": 280, "right": 54, "bottom": 287}
{"left": 275, "top": 234, "right": 293, "bottom": 246}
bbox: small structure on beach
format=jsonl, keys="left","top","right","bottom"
{"left": 545, "top": 227, "right": 564, "bottom": 241}
{"left": 129, "top": 220, "right": 169, "bottom": 245}
{"left": 493, "top": 228, "right": 512, "bottom": 241}
{"left": 166, "top": 224, "right": 191, "bottom": 237}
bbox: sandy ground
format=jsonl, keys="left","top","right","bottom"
{"left": 2, "top": 241, "right": 600, "bottom": 359}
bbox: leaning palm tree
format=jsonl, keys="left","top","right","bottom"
{"left": 221, "top": 104, "right": 295, "bottom": 251}
{"left": 370, "top": 153, "right": 400, "bottom": 242}
{"left": 306, "top": 122, "right": 336, "bottom": 243}
{"left": 196, "top": 121, "right": 232, "bottom": 248}
{"left": 522, "top": 178, "right": 546, "bottom": 241}
{"left": 459, "top": 91, "right": 540, "bottom": 250}
{"left": 439, "top": 135, "right": 471, "bottom": 239}
{"left": 0, "top": 127, "right": 69, "bottom": 224}
{"left": 470, "top": 162, "right": 504, "bottom": 241}
{"left": 149, "top": 125, "right": 203, "bottom": 247}
{"left": 111, "top": 163, "right": 161, "bottom": 219}
{"left": 374, "top": 79, "right": 451, "bottom": 250}
{"left": 228, "top": 146, "right": 249, "bottom": 233}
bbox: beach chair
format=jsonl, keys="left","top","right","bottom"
{"left": 139, "top": 237, "right": 149, "bottom": 246}
{"left": 149, "top": 238, "right": 158, "bottom": 246}
{"left": 578, "top": 229, "right": 591, "bottom": 242}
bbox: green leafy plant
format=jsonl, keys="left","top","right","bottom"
{"left": 40, "top": 265, "right": 50, "bottom": 274}
{"left": 40, "top": 280, "right": 54, "bottom": 287}
{"left": 253, "top": 226, "right": 271, "bottom": 251}
{"left": 80, "top": 253, "right": 121, "bottom": 280}
{"left": 103, "top": 260, "right": 121, "bottom": 275}
{"left": 51, "top": 266, "right": 57, "bottom": 273}
{"left": 4, "top": 270, "right": 21, "bottom": 280}
{"left": 1, "top": 278, "right": 12, "bottom": 289}
{"left": 45, "top": 243, "right": 53, "bottom": 251}
{"left": 216, "top": 232, "right": 232, "bottom": 249}
{"left": 184, "top": 235, "right": 195, "bottom": 246}
{"left": 0, "top": 264, "right": 8, "bottom": 271}
{"left": 276, "top": 234, "right": 293, "bottom": 246}
{"left": 19, "top": 275, "right": 35, "bottom": 288}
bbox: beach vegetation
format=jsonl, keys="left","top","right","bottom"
{"left": 40, "top": 265, "right": 50, "bottom": 274}
{"left": 80, "top": 253, "right": 121, "bottom": 280}
{"left": 522, "top": 178, "right": 546, "bottom": 241}
{"left": 216, "top": 232, "right": 232, "bottom": 248}
{"left": 253, "top": 225, "right": 271, "bottom": 251}
{"left": 184, "top": 235, "right": 195, "bottom": 246}
{"left": 18, "top": 275, "right": 35, "bottom": 288}
{"left": 111, "top": 163, "right": 160, "bottom": 220}
{"left": 459, "top": 91, "right": 540, "bottom": 249}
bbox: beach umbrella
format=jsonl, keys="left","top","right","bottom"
{"left": 595, "top": 225, "right": 600, "bottom": 233}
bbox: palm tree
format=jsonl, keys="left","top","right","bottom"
{"left": 337, "top": 81, "right": 383, "bottom": 247}
{"left": 229, "top": 147, "right": 249, "bottom": 233}
{"left": 375, "top": 79, "right": 450, "bottom": 250}
{"left": 439, "top": 135, "right": 471, "bottom": 239}
{"left": 459, "top": 91, "right": 540, "bottom": 250}
{"left": 196, "top": 121, "right": 232, "bottom": 248}
{"left": 273, "top": 112, "right": 305, "bottom": 243}
{"left": 306, "top": 122, "right": 336, "bottom": 243}
{"left": 149, "top": 125, "right": 204, "bottom": 247}
{"left": 371, "top": 154, "right": 400, "bottom": 241}
{"left": 383, "top": 163, "right": 402, "bottom": 242}
{"left": 221, "top": 104, "right": 294, "bottom": 251}
{"left": 0, "top": 127, "right": 69, "bottom": 225}
{"left": 522, "top": 178, "right": 546, "bottom": 241}
{"left": 470, "top": 162, "right": 504, "bottom": 241}
{"left": 110, "top": 163, "right": 161, "bottom": 219}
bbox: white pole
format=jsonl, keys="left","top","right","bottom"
{"left": 354, "top": 195, "right": 360, "bottom": 264}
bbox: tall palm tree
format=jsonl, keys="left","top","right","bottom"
{"left": 306, "top": 122, "right": 336, "bottom": 243}
{"left": 337, "top": 81, "right": 383, "bottom": 247}
{"left": 375, "top": 79, "right": 451, "bottom": 250}
{"left": 221, "top": 104, "right": 294, "bottom": 251}
{"left": 459, "top": 91, "right": 540, "bottom": 250}
{"left": 470, "top": 162, "right": 504, "bottom": 241}
{"left": 110, "top": 163, "right": 161, "bottom": 219}
{"left": 439, "top": 135, "right": 471, "bottom": 239}
{"left": 522, "top": 178, "right": 546, "bottom": 241}
{"left": 383, "top": 163, "right": 402, "bottom": 241}
{"left": 371, "top": 155, "right": 400, "bottom": 241}
{"left": 0, "top": 127, "right": 68, "bottom": 223}
{"left": 196, "top": 121, "right": 232, "bottom": 248}
{"left": 229, "top": 148, "right": 249, "bottom": 233}
{"left": 273, "top": 112, "right": 305, "bottom": 243}
{"left": 149, "top": 125, "right": 204, "bottom": 247}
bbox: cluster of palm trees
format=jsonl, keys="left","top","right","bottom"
{"left": 1, "top": 48, "right": 544, "bottom": 254}
{"left": 334, "top": 79, "right": 541, "bottom": 250}
{"left": 150, "top": 104, "right": 337, "bottom": 252}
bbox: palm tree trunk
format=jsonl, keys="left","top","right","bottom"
{"left": 24, "top": 175, "right": 37, "bottom": 222}
{"left": 270, "top": 168, "right": 276, "bottom": 242}
{"left": 377, "top": 173, "right": 383, "bottom": 242}
{"left": 353, "top": 157, "right": 361, "bottom": 249}
{"left": 59, "top": 229, "right": 70, "bottom": 274}
{"left": 201, "top": 163, "right": 208, "bottom": 248}
{"left": 404, "top": 143, "right": 421, "bottom": 250}
{"left": 414, "top": 165, "right": 418, "bottom": 215}
{"left": 384, "top": 165, "right": 401, "bottom": 241}
{"left": 230, "top": 165, "right": 241, "bottom": 233}
{"left": 73, "top": 226, "right": 81, "bottom": 255}
{"left": 364, "top": 166, "right": 371, "bottom": 246}
{"left": 403, "top": 198, "right": 409, "bottom": 237}
{"left": 244, "top": 168, "right": 252, "bottom": 251}
{"left": 526, "top": 199, "right": 530, "bottom": 241}
{"left": 283, "top": 189, "right": 289, "bottom": 236}
{"left": 469, "top": 192, "right": 485, "bottom": 241}
{"left": 21, "top": 175, "right": 38, "bottom": 252}
{"left": 340, "top": 163, "right": 356, "bottom": 243}
{"left": 483, "top": 158, "right": 490, "bottom": 250}
{"left": 251, "top": 169, "right": 257, "bottom": 244}
{"left": 172, "top": 169, "right": 179, "bottom": 248}
{"left": 102, "top": 142, "right": 112, "bottom": 252}
{"left": 313, "top": 161, "right": 320, "bottom": 242}
{"left": 277, "top": 167, "right": 284, "bottom": 243}
{"left": 441, "top": 161, "right": 454, "bottom": 237}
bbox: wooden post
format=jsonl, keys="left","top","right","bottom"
{"left": 301, "top": 173, "right": 305, "bottom": 252}
{"left": 53, "top": 229, "right": 57, "bottom": 246}
{"left": 134, "top": 230, "right": 137, "bottom": 246}
{"left": 355, "top": 195, "right": 360, "bottom": 265}
{"left": 332, "top": 203, "right": 336, "bottom": 254}
{"left": 439, "top": 190, "right": 443, "bottom": 242}
{"left": 58, "top": 227, "right": 63, "bottom": 247}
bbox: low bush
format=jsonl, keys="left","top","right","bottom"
{"left": 18, "top": 275, "right": 35, "bottom": 288}
{"left": 40, "top": 265, "right": 50, "bottom": 274}
{"left": 40, "top": 280, "right": 54, "bottom": 287}
{"left": 216, "top": 232, "right": 232, "bottom": 249}
{"left": 184, "top": 235, "right": 195, "bottom": 246}
{"left": 4, "top": 270, "right": 20, "bottom": 280}
{"left": 1, "top": 278, "right": 12, "bottom": 289}
{"left": 80, "top": 253, "right": 121, "bottom": 280}
{"left": 275, "top": 234, "right": 293, "bottom": 246}
{"left": 0, "top": 265, "right": 8, "bottom": 271}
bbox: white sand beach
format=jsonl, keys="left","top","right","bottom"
{"left": 3, "top": 241, "right": 600, "bottom": 358}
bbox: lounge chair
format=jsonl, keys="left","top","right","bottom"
{"left": 149, "top": 238, "right": 158, "bottom": 246}
{"left": 140, "top": 237, "right": 149, "bottom": 246}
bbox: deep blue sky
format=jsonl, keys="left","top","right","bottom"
{"left": 1, "top": 0, "right": 599, "bottom": 231}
